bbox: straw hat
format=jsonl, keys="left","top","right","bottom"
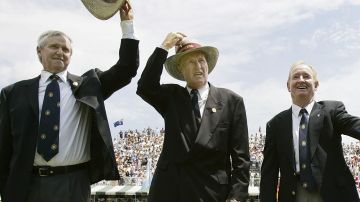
{"left": 164, "top": 37, "right": 219, "bottom": 81}
{"left": 81, "top": 0, "right": 126, "bottom": 20}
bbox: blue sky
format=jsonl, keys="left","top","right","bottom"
{"left": 1, "top": 0, "right": 360, "bottom": 142}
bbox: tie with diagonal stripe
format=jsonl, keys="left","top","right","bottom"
{"left": 37, "top": 74, "right": 60, "bottom": 161}
{"left": 298, "top": 108, "right": 317, "bottom": 191}
{"left": 191, "top": 89, "right": 201, "bottom": 129}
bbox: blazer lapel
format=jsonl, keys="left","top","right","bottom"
{"left": 195, "top": 84, "right": 223, "bottom": 146}
{"left": 281, "top": 108, "right": 297, "bottom": 171}
{"left": 67, "top": 72, "right": 99, "bottom": 109}
{"left": 308, "top": 102, "right": 324, "bottom": 159}
{"left": 26, "top": 76, "right": 40, "bottom": 117}
{"left": 67, "top": 72, "right": 83, "bottom": 94}
{"left": 178, "top": 87, "right": 198, "bottom": 147}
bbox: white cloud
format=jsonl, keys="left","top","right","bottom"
{"left": 301, "top": 22, "right": 360, "bottom": 51}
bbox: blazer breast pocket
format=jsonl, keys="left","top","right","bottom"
{"left": 215, "top": 122, "right": 230, "bottom": 129}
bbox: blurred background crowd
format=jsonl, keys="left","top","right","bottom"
{"left": 95, "top": 127, "right": 360, "bottom": 191}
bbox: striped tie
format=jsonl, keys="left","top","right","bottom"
{"left": 191, "top": 89, "right": 201, "bottom": 128}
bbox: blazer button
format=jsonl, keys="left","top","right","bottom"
{"left": 291, "top": 190, "right": 296, "bottom": 195}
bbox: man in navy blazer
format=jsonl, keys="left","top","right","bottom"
{"left": 260, "top": 61, "right": 360, "bottom": 202}
{"left": 137, "top": 32, "right": 250, "bottom": 202}
{"left": 0, "top": 2, "right": 139, "bottom": 202}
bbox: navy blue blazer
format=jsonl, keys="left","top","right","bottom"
{"left": 260, "top": 101, "right": 360, "bottom": 202}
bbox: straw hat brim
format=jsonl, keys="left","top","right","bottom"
{"left": 81, "top": 0, "right": 125, "bottom": 20}
{"left": 164, "top": 46, "right": 219, "bottom": 81}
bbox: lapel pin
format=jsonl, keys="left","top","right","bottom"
{"left": 73, "top": 81, "right": 78, "bottom": 87}
{"left": 211, "top": 108, "right": 217, "bottom": 113}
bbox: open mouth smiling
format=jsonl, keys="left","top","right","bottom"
{"left": 296, "top": 84, "right": 307, "bottom": 90}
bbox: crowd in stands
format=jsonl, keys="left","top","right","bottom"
{"left": 113, "top": 128, "right": 164, "bottom": 186}
{"left": 96, "top": 127, "right": 360, "bottom": 191}
{"left": 343, "top": 142, "right": 360, "bottom": 189}
{"left": 249, "top": 128, "right": 265, "bottom": 186}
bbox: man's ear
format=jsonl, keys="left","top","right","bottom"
{"left": 36, "top": 47, "right": 42, "bottom": 61}
{"left": 287, "top": 82, "right": 291, "bottom": 92}
{"left": 314, "top": 81, "right": 319, "bottom": 90}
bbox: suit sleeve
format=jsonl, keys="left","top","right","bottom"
{"left": 97, "top": 38, "right": 140, "bottom": 99}
{"left": 136, "top": 48, "right": 170, "bottom": 115}
{"left": 0, "top": 88, "right": 11, "bottom": 195}
{"left": 260, "top": 121, "right": 279, "bottom": 202}
{"left": 332, "top": 101, "right": 360, "bottom": 140}
{"left": 227, "top": 97, "right": 250, "bottom": 201}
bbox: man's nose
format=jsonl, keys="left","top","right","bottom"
{"left": 55, "top": 48, "right": 63, "bottom": 54}
{"left": 195, "top": 61, "right": 202, "bottom": 69}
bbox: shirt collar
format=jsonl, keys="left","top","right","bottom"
{"left": 40, "top": 70, "right": 67, "bottom": 84}
{"left": 186, "top": 83, "right": 210, "bottom": 100}
{"left": 292, "top": 100, "right": 315, "bottom": 117}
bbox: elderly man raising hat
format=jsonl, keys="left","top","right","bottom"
{"left": 137, "top": 32, "right": 250, "bottom": 202}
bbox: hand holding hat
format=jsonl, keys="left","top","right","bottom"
{"left": 161, "top": 32, "right": 187, "bottom": 50}
{"left": 119, "top": 0, "right": 133, "bottom": 21}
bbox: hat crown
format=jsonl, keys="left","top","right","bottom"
{"left": 165, "top": 37, "right": 219, "bottom": 81}
{"left": 175, "top": 37, "right": 202, "bottom": 54}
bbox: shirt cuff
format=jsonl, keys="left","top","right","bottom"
{"left": 158, "top": 45, "right": 169, "bottom": 52}
{"left": 121, "top": 20, "right": 136, "bottom": 39}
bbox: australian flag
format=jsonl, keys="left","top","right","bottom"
{"left": 113, "top": 119, "right": 123, "bottom": 127}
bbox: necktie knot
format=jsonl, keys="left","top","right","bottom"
{"left": 191, "top": 89, "right": 198, "bottom": 96}
{"left": 299, "top": 108, "right": 308, "bottom": 116}
{"left": 50, "top": 74, "right": 60, "bottom": 81}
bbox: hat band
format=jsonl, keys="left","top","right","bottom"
{"left": 176, "top": 43, "right": 202, "bottom": 54}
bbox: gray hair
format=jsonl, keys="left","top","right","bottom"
{"left": 288, "top": 60, "right": 318, "bottom": 82}
{"left": 37, "top": 30, "right": 72, "bottom": 48}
